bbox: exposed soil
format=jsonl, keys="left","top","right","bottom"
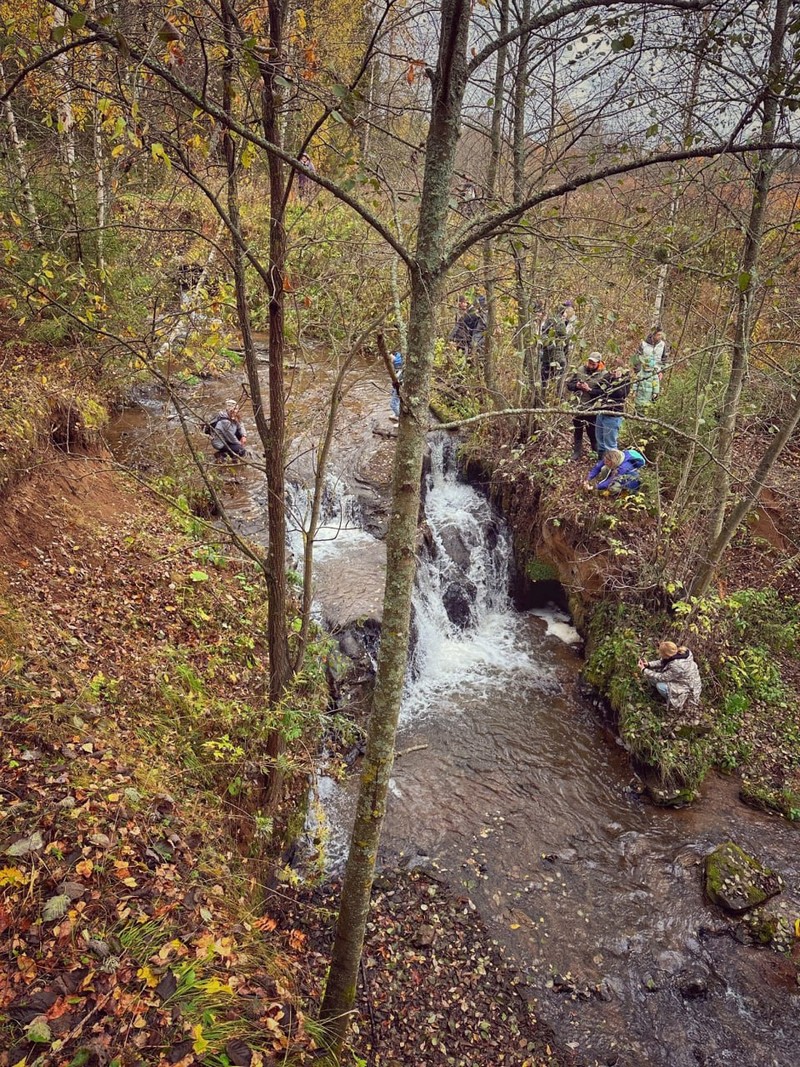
{"left": 0, "top": 450, "right": 577, "bottom": 1067}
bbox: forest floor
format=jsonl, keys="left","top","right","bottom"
{"left": 0, "top": 445, "right": 577, "bottom": 1067}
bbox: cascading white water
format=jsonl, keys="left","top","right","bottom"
{"left": 286, "top": 476, "right": 374, "bottom": 567}
{"left": 403, "top": 435, "right": 543, "bottom": 720}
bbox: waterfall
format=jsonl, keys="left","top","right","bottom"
{"left": 403, "top": 435, "right": 539, "bottom": 720}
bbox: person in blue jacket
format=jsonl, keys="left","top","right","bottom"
{"left": 583, "top": 447, "right": 646, "bottom": 494}
{"left": 389, "top": 352, "right": 403, "bottom": 419}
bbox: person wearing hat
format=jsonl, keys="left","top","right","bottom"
{"left": 210, "top": 399, "right": 247, "bottom": 461}
{"left": 389, "top": 352, "right": 403, "bottom": 420}
{"left": 638, "top": 640, "right": 702, "bottom": 714}
{"left": 566, "top": 352, "right": 606, "bottom": 458}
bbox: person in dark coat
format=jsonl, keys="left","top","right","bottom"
{"left": 449, "top": 296, "right": 485, "bottom": 360}
{"left": 567, "top": 352, "right": 605, "bottom": 458}
{"left": 595, "top": 363, "right": 631, "bottom": 453}
{"left": 539, "top": 312, "right": 567, "bottom": 395}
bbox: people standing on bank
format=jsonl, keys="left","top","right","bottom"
{"left": 389, "top": 352, "right": 403, "bottom": 421}
{"left": 449, "top": 296, "right": 485, "bottom": 361}
{"left": 595, "top": 362, "right": 631, "bottom": 454}
{"left": 631, "top": 326, "right": 667, "bottom": 410}
{"left": 567, "top": 352, "right": 605, "bottom": 459}
{"left": 297, "top": 153, "right": 316, "bottom": 201}
{"left": 539, "top": 310, "right": 568, "bottom": 396}
{"left": 638, "top": 641, "right": 702, "bottom": 715}
{"left": 562, "top": 300, "right": 580, "bottom": 363}
{"left": 450, "top": 295, "right": 472, "bottom": 355}
{"left": 210, "top": 400, "right": 247, "bottom": 462}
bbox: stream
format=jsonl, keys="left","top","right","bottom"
{"left": 109, "top": 351, "right": 800, "bottom": 1067}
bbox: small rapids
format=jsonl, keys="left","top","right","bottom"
{"left": 108, "top": 363, "right": 800, "bottom": 1067}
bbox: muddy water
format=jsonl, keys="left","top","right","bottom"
{"left": 109, "top": 353, "right": 800, "bottom": 1067}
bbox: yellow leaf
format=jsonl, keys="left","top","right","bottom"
{"left": 203, "top": 977, "right": 234, "bottom": 995}
{"left": 137, "top": 965, "right": 159, "bottom": 988}
{"left": 192, "top": 1023, "right": 209, "bottom": 1054}
{"left": 107, "top": 793, "right": 120, "bottom": 802}
{"left": 111, "top": 144, "right": 125, "bottom": 158}
{"left": 296, "top": 8, "right": 307, "bottom": 30}
{"left": 0, "top": 867, "right": 25, "bottom": 887}
{"left": 509, "top": 923, "right": 520, "bottom": 930}
{"left": 122, "top": 877, "right": 138, "bottom": 888}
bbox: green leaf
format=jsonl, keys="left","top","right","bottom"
{"left": 331, "top": 84, "right": 349, "bottom": 100}
{"left": 737, "top": 270, "right": 752, "bottom": 291}
{"left": 50, "top": 25, "right": 66, "bottom": 44}
{"left": 68, "top": 1050, "right": 92, "bottom": 1067}
{"left": 42, "top": 893, "right": 70, "bottom": 921}
{"left": 26, "top": 1016, "right": 52, "bottom": 1044}
{"left": 158, "top": 20, "right": 182, "bottom": 43}
{"left": 69, "top": 12, "right": 87, "bottom": 30}
{"left": 610, "top": 32, "right": 635, "bottom": 53}
{"left": 190, "top": 570, "right": 209, "bottom": 583}
{"left": 274, "top": 74, "right": 292, "bottom": 90}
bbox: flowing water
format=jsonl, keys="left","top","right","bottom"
{"left": 109, "top": 356, "right": 800, "bottom": 1067}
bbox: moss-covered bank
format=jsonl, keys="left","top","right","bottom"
{"left": 459, "top": 430, "right": 800, "bottom": 820}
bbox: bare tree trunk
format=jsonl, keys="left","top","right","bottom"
{"left": 319, "top": 0, "right": 471, "bottom": 1052}
{"left": 259, "top": 1, "right": 294, "bottom": 804}
{"left": 512, "top": 0, "right": 531, "bottom": 406}
{"left": 0, "top": 61, "right": 43, "bottom": 244}
{"left": 93, "top": 104, "right": 107, "bottom": 274}
{"left": 705, "top": 0, "right": 789, "bottom": 546}
{"left": 481, "top": 0, "right": 509, "bottom": 401}
{"left": 651, "top": 21, "right": 704, "bottom": 322}
{"left": 692, "top": 387, "right": 800, "bottom": 597}
{"left": 53, "top": 6, "right": 82, "bottom": 261}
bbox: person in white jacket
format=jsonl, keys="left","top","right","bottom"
{"left": 631, "top": 327, "right": 667, "bottom": 409}
{"left": 639, "top": 640, "right": 702, "bottom": 712}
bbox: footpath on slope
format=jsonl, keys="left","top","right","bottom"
{"left": 0, "top": 447, "right": 577, "bottom": 1067}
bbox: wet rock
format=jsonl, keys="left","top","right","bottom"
{"left": 437, "top": 525, "right": 473, "bottom": 573}
{"left": 656, "top": 950, "right": 686, "bottom": 975}
{"left": 596, "top": 976, "right": 624, "bottom": 1001}
{"left": 704, "top": 841, "right": 783, "bottom": 915}
{"left": 678, "top": 970, "right": 709, "bottom": 999}
{"left": 442, "top": 581, "right": 476, "bottom": 629}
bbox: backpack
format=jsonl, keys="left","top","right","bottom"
{"left": 626, "top": 448, "right": 646, "bottom": 469}
{"left": 201, "top": 414, "right": 223, "bottom": 436}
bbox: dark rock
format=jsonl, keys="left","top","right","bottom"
{"left": 678, "top": 970, "right": 709, "bottom": 999}
{"left": 442, "top": 581, "right": 476, "bottom": 629}
{"left": 413, "top": 923, "right": 437, "bottom": 948}
{"left": 704, "top": 841, "right": 783, "bottom": 914}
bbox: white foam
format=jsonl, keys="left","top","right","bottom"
{"left": 530, "top": 608, "right": 582, "bottom": 646}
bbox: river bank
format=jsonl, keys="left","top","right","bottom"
{"left": 458, "top": 418, "right": 800, "bottom": 820}
{"left": 0, "top": 363, "right": 577, "bottom": 1065}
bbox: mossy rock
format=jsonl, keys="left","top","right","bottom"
{"left": 704, "top": 841, "right": 783, "bottom": 915}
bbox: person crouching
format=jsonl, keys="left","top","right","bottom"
{"left": 211, "top": 400, "right": 247, "bottom": 462}
{"left": 583, "top": 447, "right": 645, "bottom": 494}
{"left": 638, "top": 641, "right": 702, "bottom": 720}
